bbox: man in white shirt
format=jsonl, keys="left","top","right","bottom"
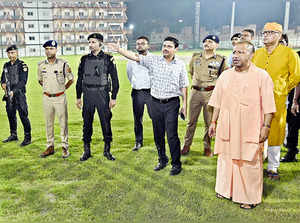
{"left": 127, "top": 36, "right": 152, "bottom": 151}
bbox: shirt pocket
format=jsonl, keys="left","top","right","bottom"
{"left": 217, "top": 109, "right": 230, "bottom": 141}
{"left": 240, "top": 103, "right": 260, "bottom": 143}
{"left": 56, "top": 71, "right": 65, "bottom": 85}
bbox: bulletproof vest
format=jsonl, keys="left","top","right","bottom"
{"left": 7, "top": 64, "right": 19, "bottom": 86}
{"left": 82, "top": 56, "right": 108, "bottom": 86}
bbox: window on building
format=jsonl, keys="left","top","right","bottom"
{"left": 27, "top": 11, "right": 34, "bottom": 16}
{"left": 65, "top": 23, "right": 71, "bottom": 28}
{"left": 43, "top": 24, "right": 49, "bottom": 28}
{"left": 29, "top": 48, "right": 36, "bottom": 52}
{"left": 43, "top": 12, "right": 49, "bottom": 16}
{"left": 44, "top": 36, "right": 49, "bottom": 40}
{"left": 80, "top": 47, "right": 85, "bottom": 51}
{"left": 79, "top": 12, "right": 84, "bottom": 16}
{"left": 66, "top": 47, "right": 72, "bottom": 51}
{"left": 99, "top": 24, "right": 104, "bottom": 28}
{"left": 79, "top": 24, "right": 84, "bottom": 28}
{"left": 28, "top": 24, "right": 34, "bottom": 28}
{"left": 29, "top": 36, "right": 35, "bottom": 40}
{"left": 79, "top": 35, "right": 84, "bottom": 39}
{"left": 65, "top": 11, "right": 70, "bottom": 16}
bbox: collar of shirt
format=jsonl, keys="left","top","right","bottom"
{"left": 159, "top": 55, "right": 178, "bottom": 64}
{"left": 45, "top": 58, "right": 58, "bottom": 64}
{"left": 263, "top": 44, "right": 283, "bottom": 56}
{"left": 8, "top": 59, "right": 20, "bottom": 66}
{"left": 202, "top": 53, "right": 217, "bottom": 60}
{"left": 88, "top": 50, "right": 104, "bottom": 58}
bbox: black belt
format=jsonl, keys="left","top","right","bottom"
{"left": 84, "top": 85, "right": 107, "bottom": 90}
{"left": 192, "top": 86, "right": 215, "bottom": 91}
{"left": 133, "top": 89, "right": 150, "bottom": 92}
{"left": 152, "top": 96, "right": 178, "bottom": 104}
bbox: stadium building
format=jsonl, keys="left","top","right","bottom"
{"left": 0, "top": 0, "right": 128, "bottom": 58}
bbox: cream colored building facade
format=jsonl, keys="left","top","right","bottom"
{"left": 0, "top": 0, "right": 128, "bottom": 58}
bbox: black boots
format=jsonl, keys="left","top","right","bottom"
{"left": 80, "top": 143, "right": 91, "bottom": 161}
{"left": 154, "top": 147, "right": 168, "bottom": 171}
{"left": 103, "top": 142, "right": 115, "bottom": 161}
{"left": 2, "top": 133, "right": 18, "bottom": 143}
{"left": 80, "top": 142, "right": 115, "bottom": 161}
{"left": 280, "top": 148, "right": 298, "bottom": 162}
{"left": 20, "top": 132, "right": 31, "bottom": 147}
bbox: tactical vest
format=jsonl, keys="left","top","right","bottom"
{"left": 82, "top": 56, "right": 108, "bottom": 86}
{"left": 6, "top": 63, "right": 19, "bottom": 86}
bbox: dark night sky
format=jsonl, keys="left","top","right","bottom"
{"left": 126, "top": 0, "right": 300, "bottom": 36}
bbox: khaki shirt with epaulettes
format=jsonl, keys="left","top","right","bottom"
{"left": 189, "top": 53, "right": 227, "bottom": 88}
{"left": 38, "top": 58, "right": 74, "bottom": 94}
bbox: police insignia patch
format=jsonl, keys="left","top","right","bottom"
{"left": 52, "top": 41, "right": 56, "bottom": 46}
{"left": 23, "top": 67, "right": 28, "bottom": 72}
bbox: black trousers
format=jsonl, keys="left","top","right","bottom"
{"left": 82, "top": 89, "right": 112, "bottom": 144}
{"left": 286, "top": 90, "right": 300, "bottom": 153}
{"left": 131, "top": 89, "right": 152, "bottom": 144}
{"left": 151, "top": 96, "right": 181, "bottom": 167}
{"left": 5, "top": 93, "right": 31, "bottom": 136}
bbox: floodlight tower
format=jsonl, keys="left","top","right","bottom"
{"left": 194, "top": 1, "right": 201, "bottom": 48}
{"left": 230, "top": 0, "right": 236, "bottom": 38}
{"left": 284, "top": 0, "right": 291, "bottom": 33}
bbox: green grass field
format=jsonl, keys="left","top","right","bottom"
{"left": 0, "top": 51, "right": 299, "bottom": 223}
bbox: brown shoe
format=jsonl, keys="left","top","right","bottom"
{"left": 40, "top": 146, "right": 55, "bottom": 158}
{"left": 62, "top": 147, "right": 70, "bottom": 158}
{"left": 204, "top": 147, "right": 213, "bottom": 157}
{"left": 181, "top": 145, "right": 190, "bottom": 155}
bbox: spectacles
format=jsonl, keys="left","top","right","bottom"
{"left": 261, "top": 31, "right": 280, "bottom": 35}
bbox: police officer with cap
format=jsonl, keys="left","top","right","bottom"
{"left": 1, "top": 45, "right": 32, "bottom": 146}
{"left": 76, "top": 33, "right": 119, "bottom": 161}
{"left": 38, "top": 40, "right": 74, "bottom": 158}
{"left": 181, "top": 35, "right": 227, "bottom": 156}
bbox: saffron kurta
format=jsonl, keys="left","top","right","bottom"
{"left": 208, "top": 63, "right": 276, "bottom": 204}
{"left": 252, "top": 45, "right": 300, "bottom": 146}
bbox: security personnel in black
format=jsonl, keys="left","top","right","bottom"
{"left": 1, "top": 45, "right": 31, "bottom": 146}
{"left": 76, "top": 33, "right": 119, "bottom": 161}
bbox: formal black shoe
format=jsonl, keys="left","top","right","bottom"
{"left": 20, "top": 138, "right": 31, "bottom": 147}
{"left": 103, "top": 152, "right": 115, "bottom": 161}
{"left": 2, "top": 135, "right": 18, "bottom": 143}
{"left": 132, "top": 142, "right": 143, "bottom": 151}
{"left": 154, "top": 158, "right": 169, "bottom": 171}
{"left": 280, "top": 155, "right": 297, "bottom": 162}
{"left": 170, "top": 165, "right": 182, "bottom": 176}
{"left": 80, "top": 144, "right": 91, "bottom": 161}
{"left": 104, "top": 143, "right": 115, "bottom": 161}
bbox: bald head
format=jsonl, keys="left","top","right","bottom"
{"left": 234, "top": 41, "right": 255, "bottom": 54}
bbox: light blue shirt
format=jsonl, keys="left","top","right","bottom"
{"left": 127, "top": 55, "right": 151, "bottom": 90}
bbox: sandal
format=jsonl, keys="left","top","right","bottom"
{"left": 240, "top": 204, "right": 257, "bottom": 209}
{"left": 216, "top": 193, "right": 229, "bottom": 200}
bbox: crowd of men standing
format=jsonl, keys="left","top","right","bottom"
{"left": 1, "top": 21, "right": 300, "bottom": 210}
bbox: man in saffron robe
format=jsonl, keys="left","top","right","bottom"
{"left": 208, "top": 41, "right": 276, "bottom": 209}
{"left": 252, "top": 22, "right": 300, "bottom": 179}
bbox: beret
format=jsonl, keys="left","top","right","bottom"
{"left": 6, "top": 45, "right": 18, "bottom": 52}
{"left": 203, "top": 35, "right": 220, "bottom": 44}
{"left": 87, "top": 33, "right": 104, "bottom": 41}
{"left": 43, "top": 40, "right": 58, "bottom": 48}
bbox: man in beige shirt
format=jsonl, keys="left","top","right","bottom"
{"left": 38, "top": 40, "right": 74, "bottom": 158}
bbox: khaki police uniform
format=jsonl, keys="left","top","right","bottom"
{"left": 184, "top": 52, "right": 227, "bottom": 150}
{"left": 38, "top": 58, "right": 74, "bottom": 149}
